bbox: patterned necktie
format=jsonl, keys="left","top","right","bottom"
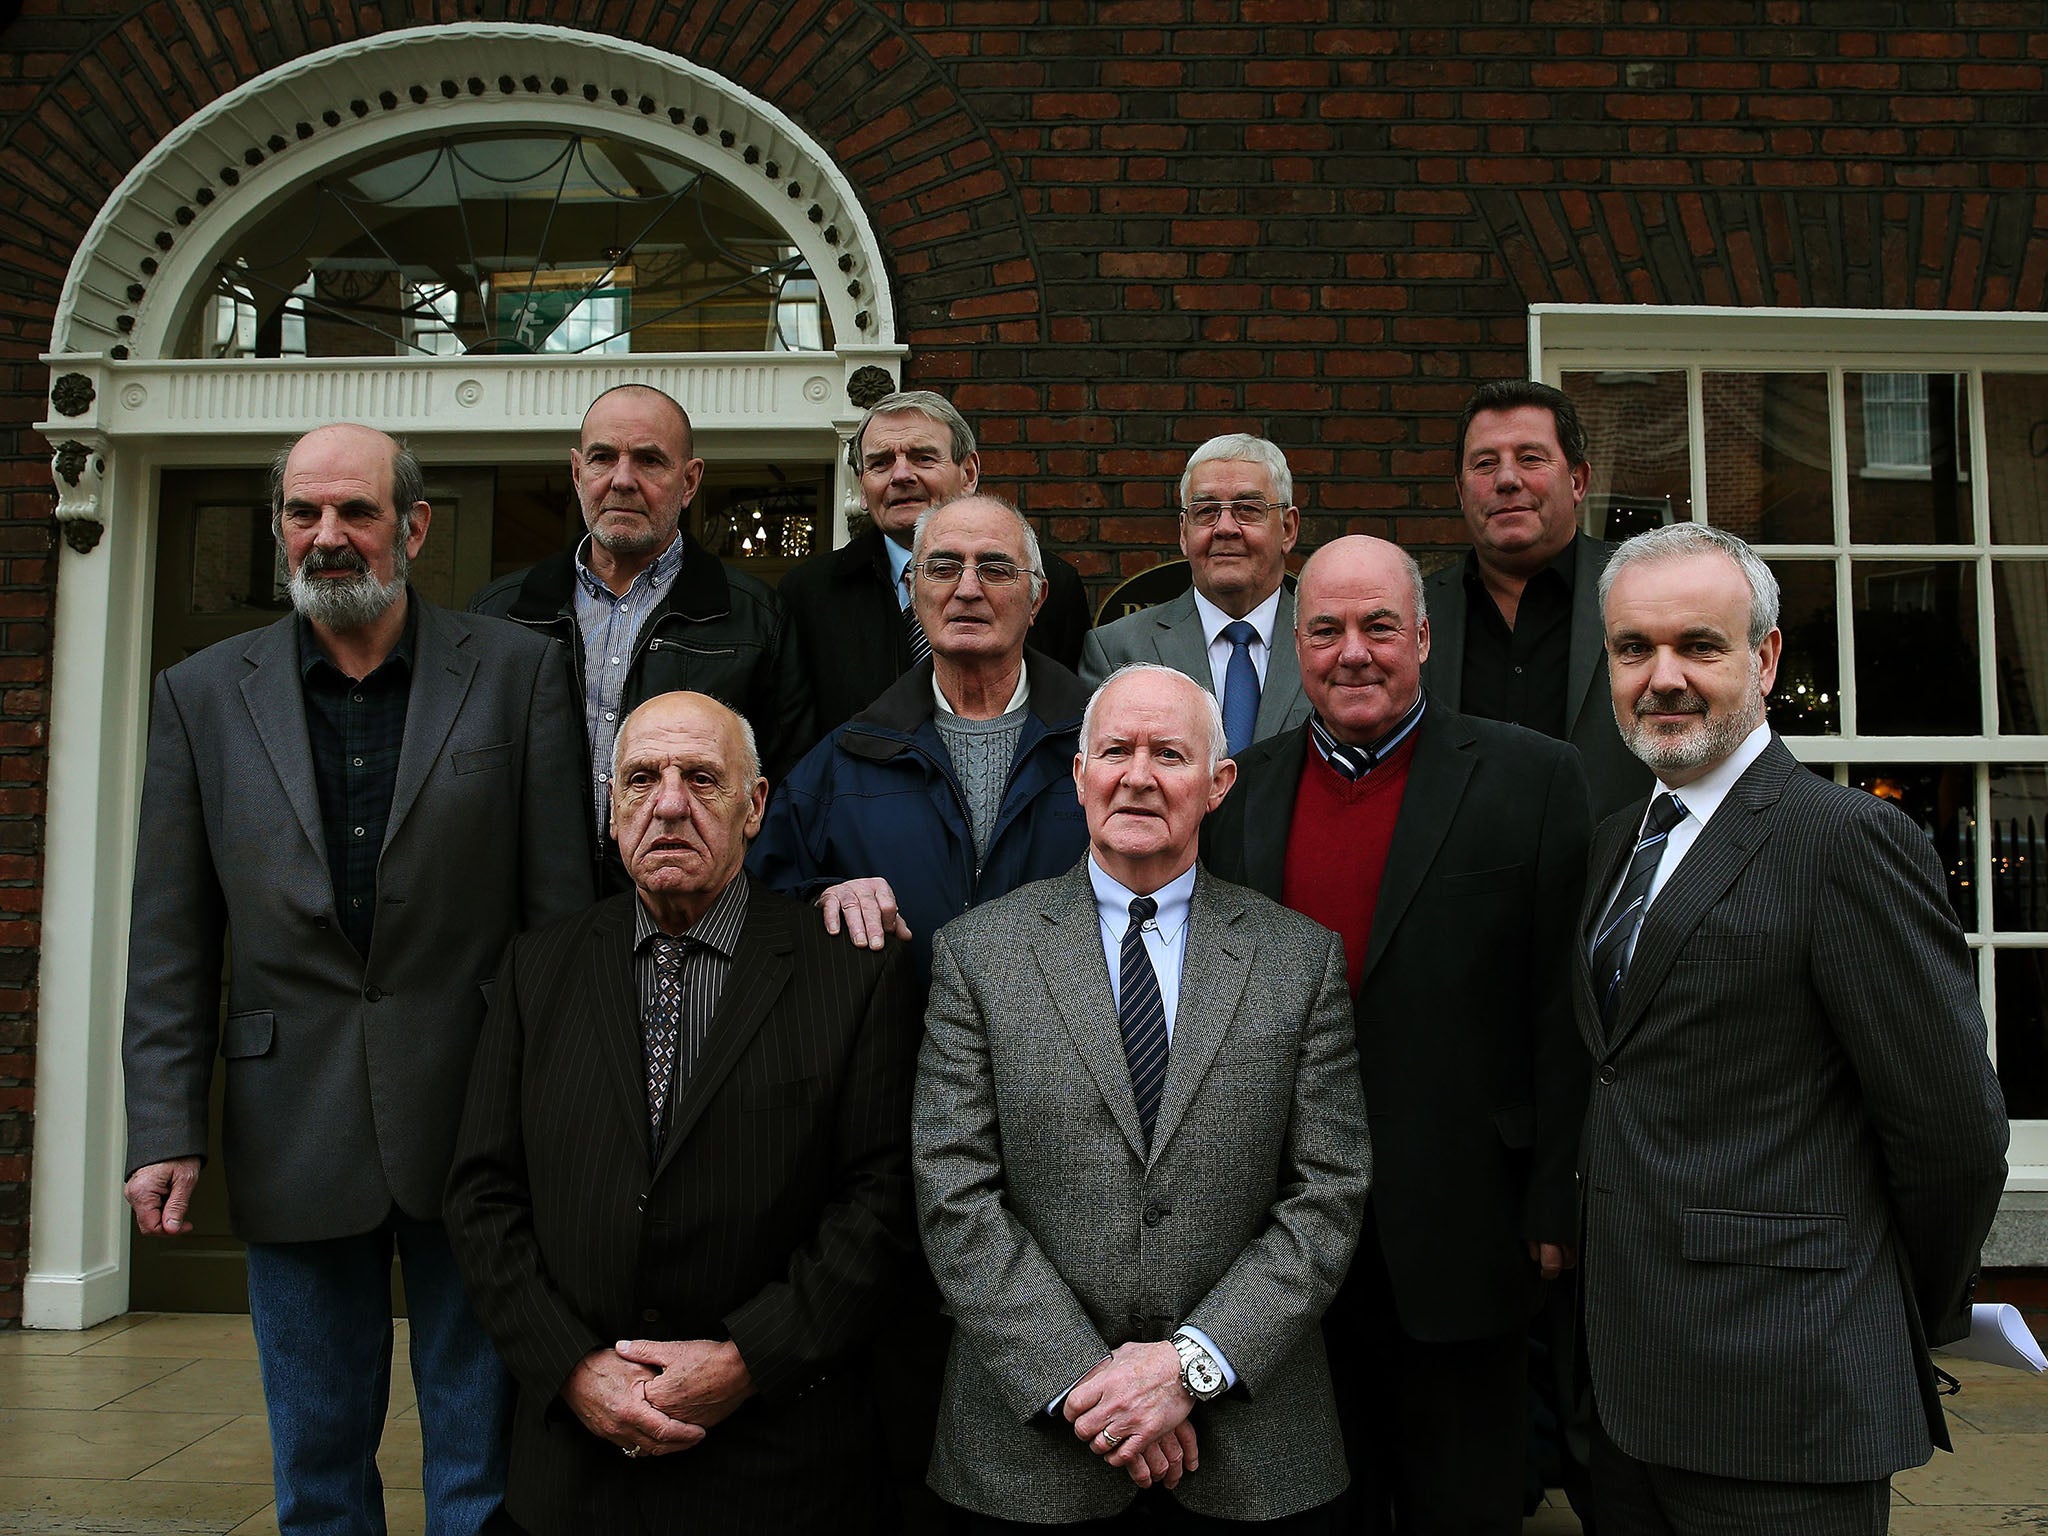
{"left": 643, "top": 935, "right": 689, "bottom": 1152}
{"left": 1588, "top": 792, "right": 1687, "bottom": 1023}
{"left": 1220, "top": 620, "right": 1260, "bottom": 757}
{"left": 1118, "top": 895, "right": 1169, "bottom": 1149}
{"left": 902, "top": 572, "right": 931, "bottom": 666}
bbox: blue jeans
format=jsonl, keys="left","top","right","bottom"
{"left": 245, "top": 1211, "right": 513, "bottom": 1536}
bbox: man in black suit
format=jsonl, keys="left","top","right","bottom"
{"left": 778, "top": 388, "right": 1093, "bottom": 740}
{"left": 1577, "top": 523, "right": 2008, "bottom": 1534}
{"left": 446, "top": 691, "right": 919, "bottom": 1535}
{"left": 1205, "top": 535, "right": 1591, "bottom": 1535}
{"left": 1421, "top": 379, "right": 1650, "bottom": 821}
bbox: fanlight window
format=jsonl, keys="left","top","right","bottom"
{"left": 189, "top": 132, "right": 831, "bottom": 358}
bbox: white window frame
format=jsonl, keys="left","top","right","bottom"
{"left": 1531, "top": 305, "right": 2048, "bottom": 1190}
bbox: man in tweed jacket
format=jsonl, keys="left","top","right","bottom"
{"left": 1578, "top": 523, "right": 2009, "bottom": 1534}
{"left": 914, "top": 664, "right": 1371, "bottom": 1531}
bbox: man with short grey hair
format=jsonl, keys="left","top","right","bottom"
{"left": 779, "top": 388, "right": 1094, "bottom": 741}
{"left": 123, "top": 422, "right": 593, "bottom": 1536}
{"left": 1081, "top": 433, "right": 1309, "bottom": 755}
{"left": 1578, "top": 522, "right": 2008, "bottom": 1535}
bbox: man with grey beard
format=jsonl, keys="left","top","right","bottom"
{"left": 1576, "top": 522, "right": 2007, "bottom": 1535}
{"left": 122, "top": 423, "right": 593, "bottom": 1536}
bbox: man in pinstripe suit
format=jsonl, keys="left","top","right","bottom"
{"left": 1577, "top": 523, "right": 2009, "bottom": 1535}
{"left": 446, "top": 692, "right": 920, "bottom": 1535}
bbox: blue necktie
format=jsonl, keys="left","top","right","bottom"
{"left": 1589, "top": 792, "right": 1687, "bottom": 1024}
{"left": 1220, "top": 620, "right": 1260, "bottom": 757}
{"left": 1118, "top": 896, "right": 1168, "bottom": 1149}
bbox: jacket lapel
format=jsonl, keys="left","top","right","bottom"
{"left": 1033, "top": 864, "right": 1149, "bottom": 1163}
{"left": 384, "top": 600, "right": 477, "bottom": 851}
{"left": 1421, "top": 566, "right": 1467, "bottom": 711}
{"left": 1151, "top": 591, "right": 1211, "bottom": 683}
{"left": 1565, "top": 535, "right": 1611, "bottom": 743}
{"left": 237, "top": 615, "right": 328, "bottom": 871}
{"left": 654, "top": 882, "right": 793, "bottom": 1175}
{"left": 1602, "top": 741, "right": 1791, "bottom": 1054}
{"left": 584, "top": 896, "right": 655, "bottom": 1147}
{"left": 1241, "top": 725, "right": 1308, "bottom": 901}
{"left": 1360, "top": 704, "right": 1474, "bottom": 986}
{"left": 1253, "top": 589, "right": 1306, "bottom": 737}
{"left": 1577, "top": 808, "right": 1641, "bottom": 1056}
{"left": 1148, "top": 869, "right": 1251, "bottom": 1164}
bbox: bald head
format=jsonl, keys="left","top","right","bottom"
{"left": 1293, "top": 536, "right": 1432, "bottom": 746}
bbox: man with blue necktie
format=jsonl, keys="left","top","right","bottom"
{"left": 1081, "top": 435, "right": 1311, "bottom": 754}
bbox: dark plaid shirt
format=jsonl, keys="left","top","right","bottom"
{"left": 299, "top": 602, "right": 418, "bottom": 957}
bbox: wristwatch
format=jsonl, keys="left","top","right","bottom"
{"left": 1172, "top": 1330, "right": 1227, "bottom": 1401}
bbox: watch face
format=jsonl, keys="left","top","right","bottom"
{"left": 1186, "top": 1353, "right": 1225, "bottom": 1397}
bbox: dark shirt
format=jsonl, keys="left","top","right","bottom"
{"left": 1458, "top": 544, "right": 1574, "bottom": 739}
{"left": 299, "top": 602, "right": 418, "bottom": 957}
{"left": 632, "top": 873, "right": 748, "bottom": 1155}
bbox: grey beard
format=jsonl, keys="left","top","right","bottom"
{"left": 289, "top": 546, "right": 409, "bottom": 630}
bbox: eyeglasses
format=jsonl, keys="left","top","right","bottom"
{"left": 914, "top": 556, "right": 1030, "bottom": 586}
{"left": 1184, "top": 498, "right": 1283, "bottom": 528}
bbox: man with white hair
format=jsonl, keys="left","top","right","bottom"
{"left": 1081, "top": 433, "right": 1310, "bottom": 755}
{"left": 1576, "top": 522, "right": 2007, "bottom": 1534}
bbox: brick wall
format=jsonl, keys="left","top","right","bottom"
{"left": 1, "top": 1, "right": 2046, "bottom": 1320}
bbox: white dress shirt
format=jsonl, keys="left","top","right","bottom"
{"left": 1190, "top": 585, "right": 1282, "bottom": 721}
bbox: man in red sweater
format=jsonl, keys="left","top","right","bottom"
{"left": 1204, "top": 535, "right": 1592, "bottom": 1536}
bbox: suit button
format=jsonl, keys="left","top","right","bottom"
{"left": 1142, "top": 1201, "right": 1169, "bottom": 1228}
{"left": 641, "top": 1308, "right": 660, "bottom": 1323}
{"left": 1597, "top": 1064, "right": 1617, "bottom": 1085}
{"left": 634, "top": 1195, "right": 647, "bottom": 1214}
{"left": 363, "top": 985, "right": 382, "bottom": 1002}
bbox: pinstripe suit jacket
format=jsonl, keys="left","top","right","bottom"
{"left": 445, "top": 879, "right": 921, "bottom": 1535}
{"left": 914, "top": 862, "right": 1371, "bottom": 1523}
{"left": 1575, "top": 737, "right": 2009, "bottom": 1483}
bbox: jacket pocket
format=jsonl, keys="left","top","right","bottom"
{"left": 221, "top": 1010, "right": 275, "bottom": 1060}
{"left": 1436, "top": 864, "right": 1522, "bottom": 894}
{"left": 741, "top": 1075, "right": 820, "bottom": 1110}
{"left": 1492, "top": 1101, "right": 1537, "bottom": 1149}
{"left": 1681, "top": 1208, "right": 1850, "bottom": 1270}
{"left": 452, "top": 742, "right": 513, "bottom": 775}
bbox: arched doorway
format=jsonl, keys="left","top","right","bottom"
{"left": 27, "top": 22, "right": 903, "bottom": 1327}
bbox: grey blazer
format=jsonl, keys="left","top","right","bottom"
{"left": 1576, "top": 738, "right": 2009, "bottom": 1484}
{"left": 1421, "top": 533, "right": 1651, "bottom": 820}
{"left": 123, "top": 598, "right": 595, "bottom": 1243}
{"left": 913, "top": 862, "right": 1370, "bottom": 1523}
{"left": 1079, "top": 588, "right": 1309, "bottom": 745}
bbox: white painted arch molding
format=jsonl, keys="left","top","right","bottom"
{"left": 52, "top": 21, "right": 898, "bottom": 360}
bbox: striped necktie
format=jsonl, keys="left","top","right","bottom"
{"left": 902, "top": 571, "right": 931, "bottom": 666}
{"left": 1117, "top": 895, "right": 1168, "bottom": 1149}
{"left": 1588, "top": 792, "right": 1687, "bottom": 1024}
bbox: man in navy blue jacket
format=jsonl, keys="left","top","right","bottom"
{"left": 748, "top": 492, "right": 1090, "bottom": 983}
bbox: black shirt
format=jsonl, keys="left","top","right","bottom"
{"left": 299, "top": 601, "right": 418, "bottom": 957}
{"left": 1458, "top": 544, "right": 1575, "bottom": 740}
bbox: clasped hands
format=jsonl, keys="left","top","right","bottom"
{"left": 561, "top": 1338, "right": 753, "bottom": 1459}
{"left": 1063, "top": 1341, "right": 1200, "bottom": 1491}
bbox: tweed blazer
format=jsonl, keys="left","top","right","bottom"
{"left": 1575, "top": 737, "right": 2009, "bottom": 1483}
{"left": 1421, "top": 532, "right": 1652, "bottom": 821}
{"left": 445, "top": 881, "right": 922, "bottom": 1535}
{"left": 913, "top": 861, "right": 1371, "bottom": 1523}
{"left": 1079, "top": 586, "right": 1310, "bottom": 747}
{"left": 122, "top": 598, "right": 594, "bottom": 1242}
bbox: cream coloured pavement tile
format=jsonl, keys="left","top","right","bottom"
{"left": 0, "top": 1474, "right": 274, "bottom": 1530}
{"left": 1890, "top": 1509, "right": 2048, "bottom": 1533}
{"left": 1946, "top": 1382, "right": 2048, "bottom": 1435}
{"left": 112, "top": 1357, "right": 270, "bottom": 1416}
{"left": 80, "top": 1313, "right": 260, "bottom": 1362}
{"left": 0, "top": 1407, "right": 232, "bottom": 1479}
{"left": 1521, "top": 1493, "right": 1583, "bottom": 1532}
{"left": 227, "top": 1502, "right": 280, "bottom": 1536}
{"left": 0, "top": 1313, "right": 155, "bottom": 1356}
{"left": 377, "top": 1413, "right": 425, "bottom": 1488}
{"left": 135, "top": 1413, "right": 274, "bottom": 1484}
{"left": 1892, "top": 1434, "right": 2048, "bottom": 1504}
{"left": 222, "top": 1482, "right": 423, "bottom": 1534}
{"left": 0, "top": 1352, "right": 187, "bottom": 1410}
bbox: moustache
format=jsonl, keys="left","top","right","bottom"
{"left": 298, "top": 546, "right": 372, "bottom": 577}
{"left": 1636, "top": 689, "right": 1708, "bottom": 718}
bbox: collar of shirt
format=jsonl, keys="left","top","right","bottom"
{"left": 1461, "top": 535, "right": 1578, "bottom": 597}
{"left": 1089, "top": 854, "right": 1197, "bottom": 1042}
{"left": 1308, "top": 692, "right": 1427, "bottom": 780}
{"left": 934, "top": 664, "right": 1031, "bottom": 719}
{"left": 1623, "top": 720, "right": 1774, "bottom": 924}
{"left": 296, "top": 593, "right": 419, "bottom": 683}
{"left": 882, "top": 532, "right": 915, "bottom": 611}
{"left": 574, "top": 528, "right": 685, "bottom": 607}
{"left": 1192, "top": 584, "right": 1283, "bottom": 694}
{"left": 633, "top": 869, "right": 750, "bottom": 956}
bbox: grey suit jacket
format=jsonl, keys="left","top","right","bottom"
{"left": 1575, "top": 738, "right": 2009, "bottom": 1483}
{"left": 124, "top": 597, "right": 595, "bottom": 1243}
{"left": 1079, "top": 588, "right": 1309, "bottom": 745}
{"left": 914, "top": 862, "right": 1370, "bottom": 1523}
{"left": 1421, "top": 533, "right": 1651, "bottom": 820}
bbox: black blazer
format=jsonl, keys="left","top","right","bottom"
{"left": 1204, "top": 701, "right": 1592, "bottom": 1341}
{"left": 1574, "top": 739, "right": 2009, "bottom": 1483}
{"left": 1420, "top": 533, "right": 1652, "bottom": 822}
{"left": 445, "top": 880, "right": 920, "bottom": 1535}
{"left": 778, "top": 525, "right": 1095, "bottom": 745}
